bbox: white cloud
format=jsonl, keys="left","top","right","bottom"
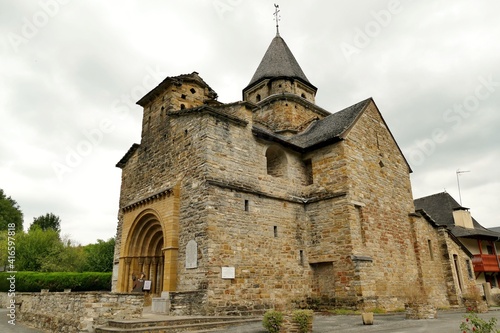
{"left": 1, "top": 0, "right": 499, "bottom": 244}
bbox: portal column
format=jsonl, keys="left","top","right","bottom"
{"left": 158, "top": 256, "right": 164, "bottom": 294}
{"left": 144, "top": 257, "right": 152, "bottom": 280}
{"left": 162, "top": 247, "right": 178, "bottom": 291}
{"left": 161, "top": 182, "right": 180, "bottom": 292}
{"left": 151, "top": 257, "right": 158, "bottom": 295}
{"left": 124, "top": 257, "right": 132, "bottom": 292}
{"left": 138, "top": 257, "right": 145, "bottom": 274}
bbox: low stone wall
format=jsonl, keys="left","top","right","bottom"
{"left": 0, "top": 292, "right": 9, "bottom": 308}
{"left": 169, "top": 290, "right": 207, "bottom": 315}
{"left": 405, "top": 303, "right": 437, "bottom": 319}
{"left": 15, "top": 292, "right": 144, "bottom": 333}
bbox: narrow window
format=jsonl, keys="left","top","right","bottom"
{"left": 428, "top": 239, "right": 434, "bottom": 260}
{"left": 273, "top": 226, "right": 278, "bottom": 238}
{"left": 304, "top": 159, "right": 313, "bottom": 185}
{"left": 299, "top": 250, "right": 304, "bottom": 266}
{"left": 466, "top": 259, "right": 473, "bottom": 279}
{"left": 190, "top": 88, "right": 196, "bottom": 94}
{"left": 355, "top": 205, "right": 366, "bottom": 245}
{"left": 244, "top": 200, "right": 249, "bottom": 212}
{"left": 181, "top": 94, "right": 187, "bottom": 99}
{"left": 453, "top": 254, "right": 463, "bottom": 291}
{"left": 180, "top": 104, "right": 186, "bottom": 110}
{"left": 256, "top": 94, "right": 261, "bottom": 102}
{"left": 301, "top": 93, "right": 306, "bottom": 98}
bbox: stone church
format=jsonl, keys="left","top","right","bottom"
{"left": 112, "top": 32, "right": 476, "bottom": 314}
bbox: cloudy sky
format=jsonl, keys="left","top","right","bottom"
{"left": 1, "top": 0, "right": 499, "bottom": 245}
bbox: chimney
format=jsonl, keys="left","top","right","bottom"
{"left": 452, "top": 207, "right": 474, "bottom": 229}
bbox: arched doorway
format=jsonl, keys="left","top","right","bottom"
{"left": 125, "top": 210, "right": 165, "bottom": 296}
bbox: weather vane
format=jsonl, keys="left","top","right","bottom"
{"left": 274, "top": 4, "right": 281, "bottom": 36}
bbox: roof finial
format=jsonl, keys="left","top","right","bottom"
{"left": 274, "top": 4, "right": 281, "bottom": 36}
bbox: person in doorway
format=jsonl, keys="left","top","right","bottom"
{"left": 132, "top": 272, "right": 146, "bottom": 292}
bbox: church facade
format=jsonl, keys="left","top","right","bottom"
{"left": 112, "top": 33, "right": 476, "bottom": 314}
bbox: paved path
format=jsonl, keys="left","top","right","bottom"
{"left": 204, "top": 311, "right": 500, "bottom": 333}
{"left": 0, "top": 309, "right": 44, "bottom": 333}
{"left": 2, "top": 309, "right": 499, "bottom": 333}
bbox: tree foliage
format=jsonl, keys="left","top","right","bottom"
{"left": 82, "top": 238, "right": 115, "bottom": 272}
{"left": 3, "top": 226, "right": 115, "bottom": 272}
{"left": 30, "top": 213, "right": 61, "bottom": 233}
{"left": 0, "top": 189, "right": 23, "bottom": 231}
{"left": 16, "top": 227, "right": 62, "bottom": 271}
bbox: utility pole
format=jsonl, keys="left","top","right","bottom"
{"left": 456, "top": 169, "right": 470, "bottom": 206}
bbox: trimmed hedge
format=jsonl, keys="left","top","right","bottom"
{"left": 0, "top": 272, "right": 112, "bottom": 292}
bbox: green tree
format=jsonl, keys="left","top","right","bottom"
{"left": 30, "top": 213, "right": 61, "bottom": 233}
{"left": 82, "top": 238, "right": 115, "bottom": 272}
{"left": 0, "top": 189, "right": 23, "bottom": 231}
{"left": 16, "top": 227, "right": 61, "bottom": 271}
{"left": 40, "top": 236, "right": 86, "bottom": 272}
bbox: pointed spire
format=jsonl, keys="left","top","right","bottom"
{"left": 244, "top": 35, "right": 314, "bottom": 90}
{"left": 242, "top": 4, "right": 317, "bottom": 101}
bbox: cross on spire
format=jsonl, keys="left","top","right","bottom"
{"left": 274, "top": 4, "right": 281, "bottom": 36}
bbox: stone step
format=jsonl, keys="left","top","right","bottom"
{"left": 95, "top": 318, "right": 261, "bottom": 333}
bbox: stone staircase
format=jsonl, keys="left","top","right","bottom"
{"left": 95, "top": 316, "right": 261, "bottom": 333}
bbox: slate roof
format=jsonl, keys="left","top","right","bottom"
{"left": 116, "top": 143, "right": 140, "bottom": 168}
{"left": 490, "top": 227, "right": 500, "bottom": 233}
{"left": 288, "top": 98, "right": 371, "bottom": 149}
{"left": 252, "top": 98, "right": 371, "bottom": 152}
{"left": 414, "top": 192, "right": 500, "bottom": 239}
{"left": 244, "top": 35, "right": 316, "bottom": 92}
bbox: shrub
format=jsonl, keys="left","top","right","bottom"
{"left": 292, "top": 309, "right": 313, "bottom": 333}
{"left": 263, "top": 309, "right": 283, "bottom": 333}
{"left": 459, "top": 312, "right": 500, "bottom": 333}
{"left": 0, "top": 272, "right": 112, "bottom": 292}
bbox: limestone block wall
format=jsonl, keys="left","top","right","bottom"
{"left": 410, "top": 216, "right": 452, "bottom": 308}
{"left": 17, "top": 292, "right": 143, "bottom": 333}
{"left": 205, "top": 186, "right": 311, "bottom": 315}
{"left": 253, "top": 98, "right": 320, "bottom": 133}
{"left": 244, "top": 79, "right": 316, "bottom": 104}
{"left": 203, "top": 106, "right": 312, "bottom": 198}
{"left": 116, "top": 110, "right": 216, "bottom": 293}
{"left": 304, "top": 143, "right": 348, "bottom": 197}
{"left": 441, "top": 229, "right": 477, "bottom": 305}
{"left": 340, "top": 102, "right": 420, "bottom": 308}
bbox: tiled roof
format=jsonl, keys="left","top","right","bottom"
{"left": 244, "top": 35, "right": 316, "bottom": 91}
{"left": 414, "top": 192, "right": 500, "bottom": 239}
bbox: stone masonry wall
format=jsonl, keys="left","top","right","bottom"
{"left": 115, "top": 70, "right": 469, "bottom": 315}
{"left": 441, "top": 229, "right": 477, "bottom": 304}
{"left": 410, "top": 215, "right": 450, "bottom": 308}
{"left": 341, "top": 101, "right": 420, "bottom": 310}
{"left": 16, "top": 292, "right": 143, "bottom": 333}
{"left": 205, "top": 186, "right": 311, "bottom": 315}
{"left": 254, "top": 98, "right": 320, "bottom": 133}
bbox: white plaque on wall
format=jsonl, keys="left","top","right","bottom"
{"left": 221, "top": 266, "right": 235, "bottom": 279}
{"left": 143, "top": 280, "right": 152, "bottom": 291}
{"left": 186, "top": 240, "right": 198, "bottom": 269}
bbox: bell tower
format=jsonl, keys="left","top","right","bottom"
{"left": 242, "top": 6, "right": 317, "bottom": 105}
